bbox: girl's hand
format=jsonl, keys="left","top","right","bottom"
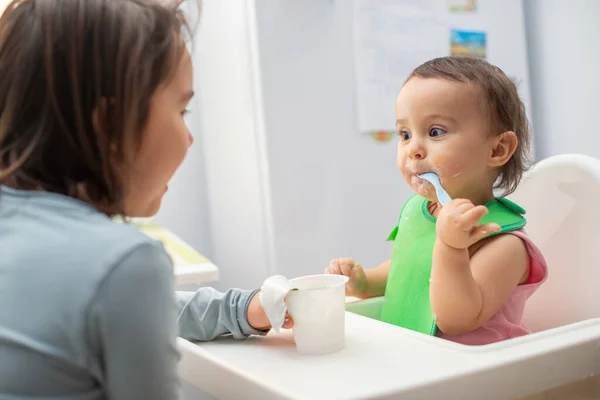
{"left": 325, "top": 258, "right": 368, "bottom": 298}
{"left": 247, "top": 292, "right": 293, "bottom": 331}
{"left": 436, "top": 199, "right": 501, "bottom": 250}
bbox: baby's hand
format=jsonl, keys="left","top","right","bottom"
{"left": 325, "top": 258, "right": 368, "bottom": 298}
{"left": 436, "top": 199, "right": 501, "bottom": 250}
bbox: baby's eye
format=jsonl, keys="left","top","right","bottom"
{"left": 429, "top": 127, "right": 445, "bottom": 137}
{"left": 398, "top": 130, "right": 411, "bottom": 141}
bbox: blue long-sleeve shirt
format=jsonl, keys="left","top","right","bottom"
{"left": 0, "top": 185, "right": 264, "bottom": 399}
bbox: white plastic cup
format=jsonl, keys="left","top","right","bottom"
{"left": 285, "top": 274, "right": 349, "bottom": 355}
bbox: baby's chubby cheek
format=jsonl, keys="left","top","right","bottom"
{"left": 397, "top": 155, "right": 409, "bottom": 176}
{"left": 428, "top": 157, "right": 464, "bottom": 187}
{"left": 399, "top": 158, "right": 419, "bottom": 185}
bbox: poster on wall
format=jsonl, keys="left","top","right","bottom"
{"left": 450, "top": 29, "right": 487, "bottom": 58}
{"left": 447, "top": 0, "right": 477, "bottom": 13}
{"left": 369, "top": 131, "right": 395, "bottom": 143}
{"left": 353, "top": 0, "right": 449, "bottom": 142}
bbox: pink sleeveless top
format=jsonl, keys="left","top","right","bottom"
{"left": 436, "top": 230, "right": 548, "bottom": 345}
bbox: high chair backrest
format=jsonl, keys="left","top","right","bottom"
{"left": 509, "top": 154, "right": 600, "bottom": 332}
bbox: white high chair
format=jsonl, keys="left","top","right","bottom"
{"left": 178, "top": 154, "right": 600, "bottom": 399}
{"left": 512, "top": 153, "right": 600, "bottom": 332}
{"left": 347, "top": 153, "right": 600, "bottom": 332}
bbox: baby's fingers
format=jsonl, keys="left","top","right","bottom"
{"left": 470, "top": 223, "right": 501, "bottom": 242}
{"left": 327, "top": 258, "right": 355, "bottom": 277}
{"left": 340, "top": 262, "right": 356, "bottom": 277}
{"left": 324, "top": 264, "right": 341, "bottom": 275}
{"left": 460, "top": 205, "right": 489, "bottom": 230}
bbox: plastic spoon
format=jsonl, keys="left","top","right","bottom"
{"left": 418, "top": 172, "right": 452, "bottom": 206}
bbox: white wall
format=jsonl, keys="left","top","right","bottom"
{"left": 255, "top": 0, "right": 404, "bottom": 279}
{"left": 162, "top": 0, "right": 411, "bottom": 290}
{"left": 171, "top": 0, "right": 533, "bottom": 290}
{"left": 161, "top": 0, "right": 584, "bottom": 293}
{"left": 524, "top": 0, "right": 600, "bottom": 160}
{"left": 254, "top": 0, "right": 531, "bottom": 280}
{"left": 185, "top": 0, "right": 275, "bottom": 291}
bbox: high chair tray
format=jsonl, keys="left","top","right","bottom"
{"left": 177, "top": 308, "right": 600, "bottom": 399}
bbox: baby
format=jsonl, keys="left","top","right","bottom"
{"left": 327, "top": 56, "right": 547, "bottom": 345}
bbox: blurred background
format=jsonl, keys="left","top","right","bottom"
{"left": 157, "top": 0, "right": 600, "bottom": 291}
{"left": 4, "top": 0, "right": 595, "bottom": 291}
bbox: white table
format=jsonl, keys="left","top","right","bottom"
{"left": 177, "top": 310, "right": 600, "bottom": 399}
{"left": 173, "top": 262, "right": 219, "bottom": 286}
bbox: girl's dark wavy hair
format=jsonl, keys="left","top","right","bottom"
{"left": 0, "top": 0, "right": 199, "bottom": 215}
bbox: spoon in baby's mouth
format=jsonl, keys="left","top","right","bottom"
{"left": 417, "top": 172, "right": 452, "bottom": 206}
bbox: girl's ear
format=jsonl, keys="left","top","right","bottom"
{"left": 93, "top": 97, "right": 120, "bottom": 152}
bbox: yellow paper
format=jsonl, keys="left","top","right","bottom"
{"left": 130, "top": 221, "right": 209, "bottom": 267}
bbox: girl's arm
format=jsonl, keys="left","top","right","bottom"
{"left": 89, "top": 244, "right": 182, "bottom": 400}
{"left": 175, "top": 288, "right": 270, "bottom": 341}
{"left": 89, "top": 243, "right": 269, "bottom": 400}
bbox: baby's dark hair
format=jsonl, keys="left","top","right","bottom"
{"left": 408, "top": 56, "right": 530, "bottom": 196}
{"left": 0, "top": 0, "right": 198, "bottom": 215}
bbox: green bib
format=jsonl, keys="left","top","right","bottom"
{"left": 380, "top": 195, "right": 527, "bottom": 335}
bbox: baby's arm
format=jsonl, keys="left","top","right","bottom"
{"left": 430, "top": 201, "right": 529, "bottom": 336}
{"left": 363, "top": 259, "right": 391, "bottom": 298}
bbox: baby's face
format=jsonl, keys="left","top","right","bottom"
{"left": 395, "top": 77, "right": 497, "bottom": 204}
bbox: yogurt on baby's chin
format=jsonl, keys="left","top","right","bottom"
{"left": 411, "top": 176, "right": 433, "bottom": 197}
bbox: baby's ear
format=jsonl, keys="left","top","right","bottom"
{"left": 489, "top": 131, "right": 518, "bottom": 167}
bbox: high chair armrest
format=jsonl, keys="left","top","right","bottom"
{"left": 345, "top": 296, "right": 384, "bottom": 321}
